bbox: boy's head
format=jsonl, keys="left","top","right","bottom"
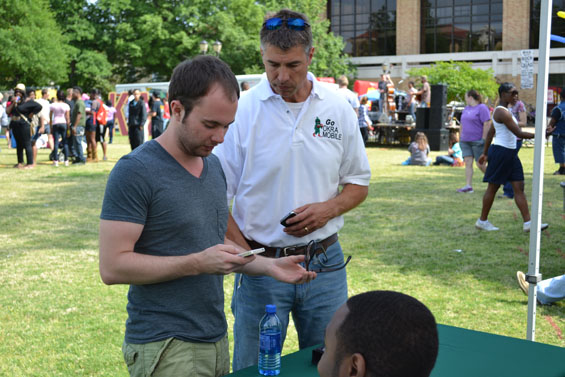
{"left": 318, "top": 291, "right": 439, "bottom": 377}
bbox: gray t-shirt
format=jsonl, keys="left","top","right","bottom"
{"left": 408, "top": 142, "right": 430, "bottom": 166}
{"left": 100, "top": 140, "right": 229, "bottom": 344}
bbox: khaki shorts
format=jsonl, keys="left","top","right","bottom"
{"left": 122, "top": 335, "right": 229, "bottom": 377}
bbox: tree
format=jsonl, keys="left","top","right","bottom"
{"left": 91, "top": 0, "right": 354, "bottom": 83}
{"left": 0, "top": 0, "right": 69, "bottom": 88}
{"left": 407, "top": 61, "right": 499, "bottom": 103}
{"left": 48, "top": 0, "right": 113, "bottom": 92}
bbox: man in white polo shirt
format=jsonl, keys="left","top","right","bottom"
{"left": 214, "top": 8, "right": 371, "bottom": 371}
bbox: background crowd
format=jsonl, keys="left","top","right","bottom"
{"left": 0, "top": 86, "right": 170, "bottom": 168}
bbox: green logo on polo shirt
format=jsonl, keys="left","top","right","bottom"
{"left": 313, "top": 117, "right": 323, "bottom": 137}
{"left": 313, "top": 117, "right": 342, "bottom": 140}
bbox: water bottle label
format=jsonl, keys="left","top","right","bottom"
{"left": 259, "top": 333, "right": 281, "bottom": 354}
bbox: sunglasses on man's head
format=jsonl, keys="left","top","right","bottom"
{"left": 263, "top": 17, "right": 310, "bottom": 31}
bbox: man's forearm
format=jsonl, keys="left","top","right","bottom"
{"left": 325, "top": 183, "right": 369, "bottom": 218}
{"left": 74, "top": 113, "right": 82, "bottom": 127}
{"left": 99, "top": 250, "right": 202, "bottom": 285}
{"left": 226, "top": 212, "right": 251, "bottom": 250}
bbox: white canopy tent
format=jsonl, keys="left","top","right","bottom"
{"left": 526, "top": 0, "right": 552, "bottom": 341}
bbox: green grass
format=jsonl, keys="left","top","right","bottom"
{"left": 0, "top": 136, "right": 563, "bottom": 376}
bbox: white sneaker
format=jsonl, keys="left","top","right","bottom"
{"left": 523, "top": 221, "right": 549, "bottom": 232}
{"left": 475, "top": 219, "right": 499, "bottom": 231}
{"left": 64, "top": 160, "right": 69, "bottom": 167}
{"left": 53, "top": 161, "right": 59, "bottom": 167}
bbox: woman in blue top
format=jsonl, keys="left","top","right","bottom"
{"left": 475, "top": 82, "right": 547, "bottom": 232}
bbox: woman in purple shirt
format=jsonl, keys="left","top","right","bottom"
{"left": 457, "top": 90, "right": 491, "bottom": 193}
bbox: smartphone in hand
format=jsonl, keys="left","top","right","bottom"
{"left": 280, "top": 211, "right": 296, "bottom": 227}
{"left": 238, "top": 248, "right": 266, "bottom": 258}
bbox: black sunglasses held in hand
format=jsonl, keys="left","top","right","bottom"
{"left": 263, "top": 17, "right": 310, "bottom": 30}
{"left": 304, "top": 240, "right": 351, "bottom": 273}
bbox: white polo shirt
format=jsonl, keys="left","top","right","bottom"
{"left": 336, "top": 87, "right": 360, "bottom": 112}
{"left": 214, "top": 72, "right": 371, "bottom": 247}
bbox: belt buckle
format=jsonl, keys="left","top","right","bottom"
{"left": 282, "top": 246, "right": 297, "bottom": 257}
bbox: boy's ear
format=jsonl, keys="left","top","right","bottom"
{"left": 343, "top": 353, "right": 366, "bottom": 377}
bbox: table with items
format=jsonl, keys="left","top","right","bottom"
{"left": 227, "top": 324, "right": 565, "bottom": 377}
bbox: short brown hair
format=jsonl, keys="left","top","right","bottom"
{"left": 260, "top": 9, "right": 312, "bottom": 54}
{"left": 168, "top": 56, "right": 239, "bottom": 121}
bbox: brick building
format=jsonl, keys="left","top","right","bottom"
{"left": 328, "top": 0, "right": 565, "bottom": 109}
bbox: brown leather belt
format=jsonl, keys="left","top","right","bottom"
{"left": 245, "top": 233, "right": 338, "bottom": 258}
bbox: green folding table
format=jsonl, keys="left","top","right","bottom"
{"left": 227, "top": 324, "right": 565, "bottom": 377}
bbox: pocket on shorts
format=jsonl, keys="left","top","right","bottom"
{"left": 122, "top": 342, "right": 138, "bottom": 369}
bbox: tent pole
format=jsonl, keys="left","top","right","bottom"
{"left": 527, "top": 0, "right": 552, "bottom": 342}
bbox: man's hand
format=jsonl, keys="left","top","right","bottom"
{"left": 268, "top": 255, "right": 316, "bottom": 284}
{"left": 71, "top": 126, "right": 76, "bottom": 136}
{"left": 283, "top": 202, "right": 334, "bottom": 237}
{"left": 238, "top": 255, "right": 317, "bottom": 284}
{"left": 195, "top": 244, "right": 256, "bottom": 275}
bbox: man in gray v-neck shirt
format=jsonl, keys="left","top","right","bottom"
{"left": 99, "top": 56, "right": 315, "bottom": 377}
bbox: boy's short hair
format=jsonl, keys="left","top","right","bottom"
{"left": 336, "top": 291, "right": 439, "bottom": 377}
{"left": 168, "top": 55, "right": 239, "bottom": 121}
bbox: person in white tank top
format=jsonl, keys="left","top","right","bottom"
{"left": 475, "top": 82, "right": 548, "bottom": 232}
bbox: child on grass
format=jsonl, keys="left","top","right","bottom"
{"left": 433, "top": 132, "right": 464, "bottom": 166}
{"left": 402, "top": 132, "right": 431, "bottom": 166}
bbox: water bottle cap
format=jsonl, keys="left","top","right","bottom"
{"left": 265, "top": 304, "right": 276, "bottom": 314}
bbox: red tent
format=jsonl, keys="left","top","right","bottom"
{"left": 354, "top": 80, "right": 379, "bottom": 96}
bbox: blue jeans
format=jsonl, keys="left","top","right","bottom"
{"left": 537, "top": 274, "right": 565, "bottom": 305}
{"left": 410, "top": 102, "right": 417, "bottom": 121}
{"left": 72, "top": 134, "right": 85, "bottom": 162}
{"left": 435, "top": 155, "right": 454, "bottom": 165}
{"left": 52, "top": 123, "right": 69, "bottom": 161}
{"left": 231, "top": 241, "right": 348, "bottom": 371}
{"left": 503, "top": 140, "right": 523, "bottom": 197}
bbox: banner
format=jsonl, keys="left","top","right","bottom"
{"left": 520, "top": 50, "right": 534, "bottom": 89}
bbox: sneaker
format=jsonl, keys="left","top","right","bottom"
{"left": 516, "top": 271, "right": 529, "bottom": 295}
{"left": 475, "top": 219, "right": 499, "bottom": 231}
{"left": 457, "top": 186, "right": 474, "bottom": 193}
{"left": 64, "top": 160, "right": 69, "bottom": 167}
{"left": 53, "top": 161, "right": 59, "bottom": 167}
{"left": 103, "top": 156, "right": 108, "bottom": 161}
{"left": 523, "top": 221, "right": 549, "bottom": 232}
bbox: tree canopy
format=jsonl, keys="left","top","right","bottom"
{"left": 0, "top": 0, "right": 69, "bottom": 87}
{"left": 407, "top": 61, "right": 499, "bottom": 104}
{"left": 0, "top": 0, "right": 355, "bottom": 92}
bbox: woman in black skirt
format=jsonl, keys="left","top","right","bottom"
{"left": 475, "top": 82, "right": 547, "bottom": 232}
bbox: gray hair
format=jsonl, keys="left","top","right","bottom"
{"left": 260, "top": 9, "right": 312, "bottom": 55}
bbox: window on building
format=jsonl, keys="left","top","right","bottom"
{"left": 530, "top": 0, "right": 565, "bottom": 49}
{"left": 328, "top": 0, "right": 397, "bottom": 57}
{"left": 421, "top": 0, "right": 503, "bottom": 54}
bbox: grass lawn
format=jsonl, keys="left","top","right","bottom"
{"left": 0, "top": 135, "right": 563, "bottom": 376}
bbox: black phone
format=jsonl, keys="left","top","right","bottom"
{"left": 280, "top": 211, "right": 296, "bottom": 227}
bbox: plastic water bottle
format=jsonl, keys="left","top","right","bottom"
{"left": 258, "top": 304, "right": 281, "bottom": 376}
